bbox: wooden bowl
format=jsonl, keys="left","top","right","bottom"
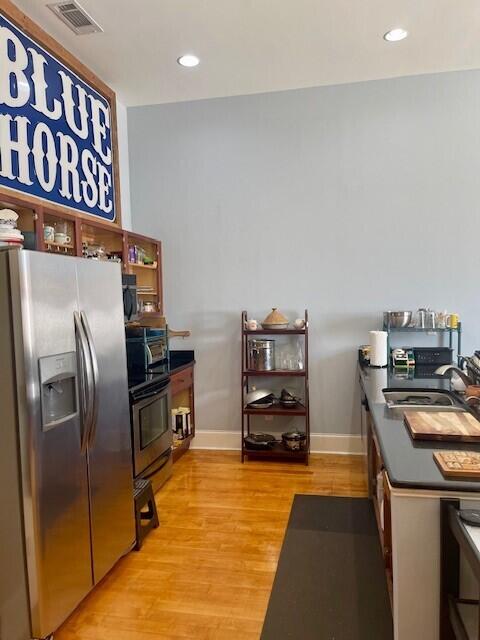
{"left": 465, "top": 385, "right": 480, "bottom": 398}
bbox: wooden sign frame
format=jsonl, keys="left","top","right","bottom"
{"left": 0, "top": 0, "right": 122, "bottom": 227}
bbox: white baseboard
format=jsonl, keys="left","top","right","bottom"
{"left": 191, "top": 430, "right": 364, "bottom": 455}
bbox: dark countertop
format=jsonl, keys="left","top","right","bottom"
{"left": 170, "top": 350, "right": 195, "bottom": 374}
{"left": 359, "top": 365, "right": 480, "bottom": 492}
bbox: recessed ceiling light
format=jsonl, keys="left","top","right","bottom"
{"left": 177, "top": 54, "right": 200, "bottom": 68}
{"left": 384, "top": 28, "right": 408, "bottom": 42}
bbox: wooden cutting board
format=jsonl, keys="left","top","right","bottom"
{"left": 434, "top": 451, "right": 480, "bottom": 479}
{"left": 404, "top": 411, "right": 480, "bottom": 442}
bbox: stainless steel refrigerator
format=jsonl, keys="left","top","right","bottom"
{"left": 0, "top": 249, "right": 135, "bottom": 640}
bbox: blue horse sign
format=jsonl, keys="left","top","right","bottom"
{"left": 0, "top": 13, "right": 117, "bottom": 222}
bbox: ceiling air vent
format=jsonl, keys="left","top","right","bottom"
{"left": 47, "top": 1, "right": 103, "bottom": 35}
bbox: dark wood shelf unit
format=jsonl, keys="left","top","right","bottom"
{"left": 243, "top": 402, "right": 307, "bottom": 417}
{"left": 241, "top": 310, "right": 310, "bottom": 465}
{"left": 242, "top": 369, "right": 306, "bottom": 377}
{"left": 243, "top": 441, "right": 309, "bottom": 460}
{"left": 243, "top": 328, "right": 306, "bottom": 335}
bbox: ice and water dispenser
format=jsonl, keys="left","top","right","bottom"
{"left": 39, "top": 352, "right": 78, "bottom": 430}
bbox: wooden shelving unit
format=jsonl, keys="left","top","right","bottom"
{"left": 128, "top": 262, "right": 158, "bottom": 270}
{"left": 171, "top": 363, "right": 195, "bottom": 463}
{"left": 242, "top": 369, "right": 306, "bottom": 377}
{"left": 126, "top": 232, "right": 163, "bottom": 315}
{"left": 368, "top": 423, "right": 394, "bottom": 610}
{"left": 241, "top": 310, "right": 310, "bottom": 464}
{"left": 0, "top": 192, "right": 163, "bottom": 316}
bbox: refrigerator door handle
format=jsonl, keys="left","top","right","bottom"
{"left": 81, "top": 311, "right": 100, "bottom": 447}
{"left": 74, "top": 311, "right": 93, "bottom": 454}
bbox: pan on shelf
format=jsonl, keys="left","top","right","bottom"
{"left": 244, "top": 433, "right": 276, "bottom": 450}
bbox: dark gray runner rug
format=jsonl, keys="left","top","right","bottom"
{"left": 261, "top": 496, "right": 393, "bottom": 640}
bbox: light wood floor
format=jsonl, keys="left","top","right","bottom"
{"left": 55, "top": 450, "right": 367, "bottom": 640}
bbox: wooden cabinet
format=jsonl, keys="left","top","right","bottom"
{"left": 171, "top": 366, "right": 193, "bottom": 397}
{"left": 0, "top": 192, "right": 163, "bottom": 315}
{"left": 171, "top": 363, "right": 195, "bottom": 463}
{"left": 366, "top": 405, "right": 394, "bottom": 610}
{"left": 125, "top": 232, "right": 163, "bottom": 315}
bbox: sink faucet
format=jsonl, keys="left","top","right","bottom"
{"left": 435, "top": 364, "right": 473, "bottom": 387}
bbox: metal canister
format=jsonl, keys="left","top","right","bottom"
{"left": 248, "top": 339, "right": 275, "bottom": 371}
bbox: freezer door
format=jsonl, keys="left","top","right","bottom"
{"left": 0, "top": 252, "right": 30, "bottom": 640}
{"left": 9, "top": 251, "right": 93, "bottom": 639}
{"left": 75, "top": 259, "right": 135, "bottom": 583}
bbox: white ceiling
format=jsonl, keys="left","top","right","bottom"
{"left": 11, "top": 0, "right": 480, "bottom": 106}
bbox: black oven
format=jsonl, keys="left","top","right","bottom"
{"left": 129, "top": 373, "right": 172, "bottom": 490}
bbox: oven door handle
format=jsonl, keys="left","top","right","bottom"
{"left": 133, "top": 381, "right": 170, "bottom": 403}
{"left": 141, "top": 449, "right": 171, "bottom": 480}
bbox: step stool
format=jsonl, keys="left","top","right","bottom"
{"left": 133, "top": 478, "right": 159, "bottom": 550}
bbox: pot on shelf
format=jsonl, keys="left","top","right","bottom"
{"left": 244, "top": 433, "right": 276, "bottom": 450}
{"left": 248, "top": 339, "right": 275, "bottom": 371}
{"left": 282, "top": 430, "right": 307, "bottom": 451}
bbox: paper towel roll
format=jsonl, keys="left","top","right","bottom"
{"left": 369, "top": 331, "right": 388, "bottom": 367}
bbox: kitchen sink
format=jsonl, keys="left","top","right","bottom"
{"left": 382, "top": 388, "right": 467, "bottom": 416}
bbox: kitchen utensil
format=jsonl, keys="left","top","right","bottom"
{"left": 168, "top": 329, "right": 191, "bottom": 338}
{"left": 281, "top": 430, "right": 307, "bottom": 451}
{"left": 446, "top": 313, "right": 459, "bottom": 329}
{"left": 245, "top": 388, "right": 274, "bottom": 406}
{"left": 43, "top": 225, "right": 55, "bottom": 243}
{"left": 143, "top": 301, "right": 155, "bottom": 313}
{"left": 434, "top": 451, "right": 480, "bottom": 480}
{"left": 465, "top": 385, "right": 480, "bottom": 399}
{"left": 54, "top": 221, "right": 69, "bottom": 235}
{"left": 425, "top": 310, "right": 436, "bottom": 329}
{"left": 54, "top": 232, "right": 71, "bottom": 246}
{"left": 417, "top": 308, "right": 427, "bottom": 329}
{"left": 248, "top": 339, "right": 275, "bottom": 371}
{"left": 384, "top": 311, "right": 412, "bottom": 328}
{"left": 280, "top": 398, "right": 299, "bottom": 408}
{"left": 262, "top": 308, "right": 289, "bottom": 329}
{"left": 279, "top": 390, "right": 299, "bottom": 407}
{"left": 404, "top": 411, "right": 480, "bottom": 443}
{"left": 244, "top": 433, "right": 276, "bottom": 450}
{"left": 436, "top": 311, "right": 447, "bottom": 329}
{"left": 249, "top": 398, "right": 274, "bottom": 409}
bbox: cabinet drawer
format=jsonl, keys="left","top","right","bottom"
{"left": 171, "top": 366, "right": 193, "bottom": 396}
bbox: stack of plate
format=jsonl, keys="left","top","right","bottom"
{"left": 0, "top": 227, "right": 24, "bottom": 246}
{"left": 0, "top": 209, "right": 23, "bottom": 247}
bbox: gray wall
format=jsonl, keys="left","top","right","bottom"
{"left": 128, "top": 70, "right": 480, "bottom": 437}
